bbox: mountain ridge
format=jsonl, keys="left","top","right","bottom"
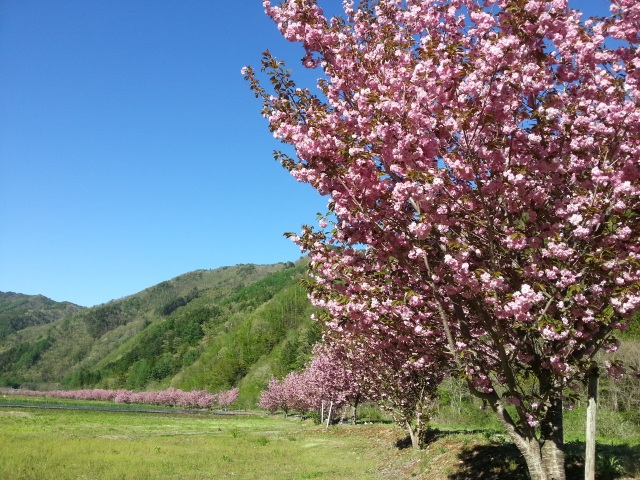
{"left": 0, "top": 292, "right": 85, "bottom": 342}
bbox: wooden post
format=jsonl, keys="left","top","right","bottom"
{"left": 325, "top": 401, "right": 333, "bottom": 429}
{"left": 585, "top": 366, "right": 599, "bottom": 480}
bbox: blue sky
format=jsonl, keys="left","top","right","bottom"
{"left": 0, "top": 0, "right": 330, "bottom": 306}
{"left": 0, "top": 1, "right": 612, "bottom": 307}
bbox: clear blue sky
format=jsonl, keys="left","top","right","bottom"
{"left": 0, "top": 0, "right": 330, "bottom": 306}
{"left": 0, "top": 1, "right": 612, "bottom": 307}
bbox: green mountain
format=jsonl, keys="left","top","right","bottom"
{"left": 0, "top": 260, "right": 320, "bottom": 407}
{"left": 0, "top": 292, "right": 84, "bottom": 341}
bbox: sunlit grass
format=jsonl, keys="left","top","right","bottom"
{"left": 0, "top": 407, "right": 384, "bottom": 480}
{"left": 2, "top": 398, "right": 638, "bottom": 479}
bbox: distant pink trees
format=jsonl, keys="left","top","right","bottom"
{"left": 332, "top": 331, "right": 445, "bottom": 449}
{"left": 258, "top": 343, "right": 363, "bottom": 421}
{"left": 1, "top": 388, "right": 122, "bottom": 402}
{"left": 258, "top": 371, "right": 330, "bottom": 418}
{"left": 1, "top": 387, "right": 238, "bottom": 410}
{"left": 113, "top": 388, "right": 218, "bottom": 409}
{"left": 258, "top": 376, "right": 290, "bottom": 415}
{"left": 301, "top": 343, "right": 363, "bottom": 417}
{"left": 215, "top": 387, "right": 240, "bottom": 410}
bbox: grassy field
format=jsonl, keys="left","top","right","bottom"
{"left": 1, "top": 399, "right": 639, "bottom": 479}
{"left": 0, "top": 407, "right": 393, "bottom": 480}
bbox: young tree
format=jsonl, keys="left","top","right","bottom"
{"left": 334, "top": 328, "right": 444, "bottom": 449}
{"left": 259, "top": 372, "right": 318, "bottom": 416}
{"left": 245, "top": 1, "right": 639, "bottom": 478}
{"left": 215, "top": 387, "right": 239, "bottom": 410}
{"left": 259, "top": 376, "right": 291, "bottom": 415}
{"left": 301, "top": 342, "right": 365, "bottom": 423}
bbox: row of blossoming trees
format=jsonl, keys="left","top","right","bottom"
{"left": 247, "top": 0, "right": 639, "bottom": 478}
{"left": 260, "top": 338, "right": 444, "bottom": 449}
{"left": 1, "top": 387, "right": 239, "bottom": 410}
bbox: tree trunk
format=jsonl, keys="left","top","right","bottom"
{"left": 489, "top": 397, "right": 566, "bottom": 480}
{"left": 491, "top": 400, "right": 548, "bottom": 480}
{"left": 585, "top": 367, "right": 599, "bottom": 480}
{"left": 520, "top": 440, "right": 548, "bottom": 480}
{"left": 405, "top": 420, "right": 420, "bottom": 450}
{"left": 352, "top": 398, "right": 359, "bottom": 424}
{"left": 540, "top": 397, "right": 566, "bottom": 480}
{"left": 610, "top": 383, "right": 618, "bottom": 412}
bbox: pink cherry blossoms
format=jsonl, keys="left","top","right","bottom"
{"left": 246, "top": 0, "right": 639, "bottom": 478}
{"left": 259, "top": 343, "right": 362, "bottom": 419}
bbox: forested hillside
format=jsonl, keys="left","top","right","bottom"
{"left": 0, "top": 260, "right": 319, "bottom": 406}
{"left": 0, "top": 292, "right": 83, "bottom": 341}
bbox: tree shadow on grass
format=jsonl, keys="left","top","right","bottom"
{"left": 395, "top": 428, "right": 493, "bottom": 451}
{"left": 447, "top": 441, "right": 529, "bottom": 480}
{"left": 395, "top": 435, "right": 414, "bottom": 450}
{"left": 447, "top": 439, "right": 640, "bottom": 480}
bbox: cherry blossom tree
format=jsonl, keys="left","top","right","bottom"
{"left": 301, "top": 343, "right": 363, "bottom": 420}
{"left": 259, "top": 376, "right": 290, "bottom": 415}
{"left": 258, "top": 373, "right": 310, "bottom": 416}
{"left": 259, "top": 346, "right": 362, "bottom": 421}
{"left": 331, "top": 327, "right": 444, "bottom": 449}
{"left": 214, "top": 387, "right": 239, "bottom": 410}
{"left": 245, "top": 1, "right": 639, "bottom": 478}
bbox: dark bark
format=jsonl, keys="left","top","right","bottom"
{"left": 352, "top": 398, "right": 359, "bottom": 424}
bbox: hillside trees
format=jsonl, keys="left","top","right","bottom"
{"left": 171, "top": 265, "right": 320, "bottom": 401}
{"left": 0, "top": 263, "right": 312, "bottom": 400}
{"left": 83, "top": 298, "right": 143, "bottom": 339}
{"left": 245, "top": 1, "right": 639, "bottom": 478}
{"left": 196, "top": 281, "right": 316, "bottom": 390}
{"left": 88, "top": 305, "right": 217, "bottom": 389}
{"left": 0, "top": 293, "right": 83, "bottom": 341}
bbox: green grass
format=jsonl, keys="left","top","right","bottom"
{"left": 0, "top": 406, "right": 387, "bottom": 480}
{"left": 2, "top": 397, "right": 639, "bottom": 480}
{"left": 563, "top": 406, "right": 640, "bottom": 445}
